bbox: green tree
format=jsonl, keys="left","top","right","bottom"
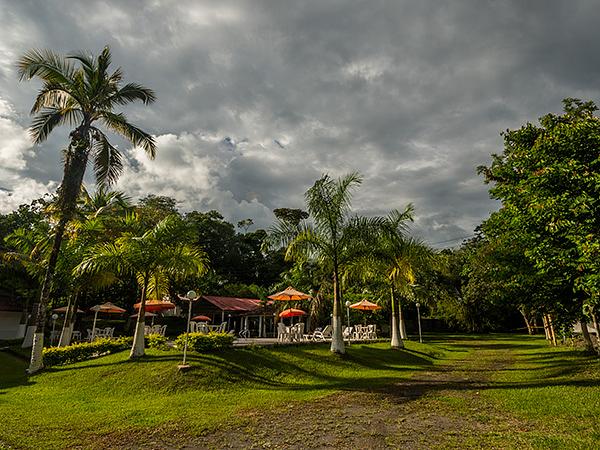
{"left": 480, "top": 98, "right": 600, "bottom": 351}
{"left": 272, "top": 173, "right": 382, "bottom": 354}
{"left": 77, "top": 215, "right": 209, "bottom": 358}
{"left": 17, "top": 46, "right": 156, "bottom": 372}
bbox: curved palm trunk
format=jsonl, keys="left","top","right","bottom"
{"left": 330, "top": 269, "right": 345, "bottom": 354}
{"left": 130, "top": 280, "right": 148, "bottom": 358}
{"left": 58, "top": 292, "right": 79, "bottom": 347}
{"left": 390, "top": 286, "right": 403, "bottom": 349}
{"left": 27, "top": 143, "right": 89, "bottom": 372}
{"left": 580, "top": 318, "right": 595, "bottom": 353}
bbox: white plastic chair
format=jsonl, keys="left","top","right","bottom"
{"left": 313, "top": 325, "right": 332, "bottom": 341}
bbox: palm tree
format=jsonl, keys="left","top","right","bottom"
{"left": 272, "top": 173, "right": 383, "bottom": 354}
{"left": 17, "top": 46, "right": 156, "bottom": 372}
{"left": 345, "top": 207, "right": 434, "bottom": 349}
{"left": 57, "top": 189, "right": 132, "bottom": 346}
{"left": 77, "top": 215, "right": 209, "bottom": 358}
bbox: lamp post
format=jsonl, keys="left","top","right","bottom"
{"left": 51, "top": 313, "right": 59, "bottom": 346}
{"left": 345, "top": 300, "right": 351, "bottom": 327}
{"left": 178, "top": 290, "right": 198, "bottom": 370}
{"left": 415, "top": 302, "right": 422, "bottom": 343}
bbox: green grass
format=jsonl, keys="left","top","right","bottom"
{"left": 429, "top": 334, "right": 600, "bottom": 450}
{"left": 483, "top": 336, "right": 600, "bottom": 449}
{"left": 0, "top": 341, "right": 443, "bottom": 449}
{"left": 2, "top": 335, "right": 598, "bottom": 449}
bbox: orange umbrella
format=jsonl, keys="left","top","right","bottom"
{"left": 279, "top": 308, "right": 307, "bottom": 318}
{"left": 134, "top": 299, "right": 176, "bottom": 312}
{"left": 349, "top": 299, "right": 382, "bottom": 311}
{"left": 268, "top": 286, "right": 312, "bottom": 301}
{"left": 89, "top": 302, "right": 126, "bottom": 340}
{"left": 53, "top": 306, "right": 84, "bottom": 314}
{"left": 191, "top": 315, "right": 211, "bottom": 322}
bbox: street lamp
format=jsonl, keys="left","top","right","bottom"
{"left": 345, "top": 300, "right": 351, "bottom": 327}
{"left": 178, "top": 290, "right": 198, "bottom": 370}
{"left": 415, "top": 302, "right": 422, "bottom": 343}
{"left": 51, "top": 313, "right": 59, "bottom": 346}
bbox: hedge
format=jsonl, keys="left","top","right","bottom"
{"left": 174, "top": 332, "right": 234, "bottom": 353}
{"left": 145, "top": 333, "right": 169, "bottom": 350}
{"left": 42, "top": 337, "right": 132, "bottom": 366}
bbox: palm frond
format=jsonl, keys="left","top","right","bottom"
{"left": 29, "top": 107, "right": 71, "bottom": 143}
{"left": 100, "top": 111, "right": 156, "bottom": 157}
{"left": 17, "top": 48, "right": 75, "bottom": 85}
{"left": 108, "top": 83, "right": 156, "bottom": 105}
{"left": 91, "top": 129, "right": 123, "bottom": 187}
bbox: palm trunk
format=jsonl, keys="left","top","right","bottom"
{"left": 27, "top": 141, "right": 89, "bottom": 373}
{"left": 542, "top": 314, "right": 550, "bottom": 341}
{"left": 398, "top": 296, "right": 407, "bottom": 340}
{"left": 390, "top": 286, "right": 403, "bottom": 349}
{"left": 130, "top": 280, "right": 147, "bottom": 358}
{"left": 27, "top": 217, "right": 68, "bottom": 373}
{"left": 330, "top": 268, "right": 345, "bottom": 354}
{"left": 58, "top": 292, "right": 79, "bottom": 347}
{"left": 591, "top": 312, "right": 600, "bottom": 349}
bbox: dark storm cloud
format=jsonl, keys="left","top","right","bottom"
{"left": 1, "top": 0, "right": 600, "bottom": 244}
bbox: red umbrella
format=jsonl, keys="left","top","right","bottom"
{"left": 89, "top": 302, "right": 126, "bottom": 340}
{"left": 268, "top": 286, "right": 312, "bottom": 301}
{"left": 134, "top": 299, "right": 176, "bottom": 312}
{"left": 279, "top": 308, "right": 307, "bottom": 318}
{"left": 191, "top": 315, "right": 211, "bottom": 322}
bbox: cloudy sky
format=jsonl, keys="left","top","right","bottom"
{"left": 1, "top": 1, "right": 599, "bottom": 247}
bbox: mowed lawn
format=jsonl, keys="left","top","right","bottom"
{"left": 0, "top": 340, "right": 444, "bottom": 449}
{"left": 1, "top": 335, "right": 598, "bottom": 449}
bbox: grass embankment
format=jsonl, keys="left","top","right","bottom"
{"left": 432, "top": 335, "right": 600, "bottom": 449}
{"left": 0, "top": 341, "right": 443, "bottom": 449}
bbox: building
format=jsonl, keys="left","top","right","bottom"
{"left": 192, "top": 295, "right": 276, "bottom": 337}
{"left": 0, "top": 291, "right": 26, "bottom": 340}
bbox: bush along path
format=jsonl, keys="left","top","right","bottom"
{"left": 127, "top": 335, "right": 598, "bottom": 450}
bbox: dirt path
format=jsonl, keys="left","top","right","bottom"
{"left": 115, "top": 343, "right": 532, "bottom": 449}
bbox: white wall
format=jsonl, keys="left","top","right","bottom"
{"left": 0, "top": 312, "right": 21, "bottom": 340}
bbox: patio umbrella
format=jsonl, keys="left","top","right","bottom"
{"left": 349, "top": 299, "right": 382, "bottom": 311}
{"left": 130, "top": 311, "right": 157, "bottom": 326}
{"left": 268, "top": 286, "right": 312, "bottom": 301}
{"left": 279, "top": 308, "right": 307, "bottom": 318}
{"left": 90, "top": 302, "right": 126, "bottom": 339}
{"left": 52, "top": 306, "right": 84, "bottom": 314}
{"left": 191, "top": 315, "right": 211, "bottom": 322}
{"left": 133, "top": 299, "right": 176, "bottom": 312}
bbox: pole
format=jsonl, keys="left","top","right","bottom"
{"left": 416, "top": 303, "right": 422, "bottom": 343}
{"left": 182, "top": 299, "right": 192, "bottom": 366}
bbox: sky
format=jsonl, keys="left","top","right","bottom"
{"left": 1, "top": 0, "right": 599, "bottom": 248}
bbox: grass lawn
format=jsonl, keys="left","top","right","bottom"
{"left": 0, "top": 340, "right": 444, "bottom": 449}
{"left": 1, "top": 335, "right": 598, "bottom": 449}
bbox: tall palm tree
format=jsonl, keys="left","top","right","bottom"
{"left": 345, "top": 207, "right": 434, "bottom": 349}
{"left": 17, "top": 46, "right": 156, "bottom": 372}
{"left": 272, "top": 173, "right": 383, "bottom": 354}
{"left": 77, "top": 215, "right": 209, "bottom": 358}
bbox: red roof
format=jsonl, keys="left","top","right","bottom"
{"left": 201, "top": 295, "right": 264, "bottom": 312}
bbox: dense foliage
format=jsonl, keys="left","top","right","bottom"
{"left": 42, "top": 337, "right": 132, "bottom": 366}
{"left": 174, "top": 332, "right": 235, "bottom": 352}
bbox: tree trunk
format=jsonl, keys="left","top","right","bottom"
{"left": 58, "top": 292, "right": 79, "bottom": 347}
{"left": 548, "top": 315, "right": 557, "bottom": 346}
{"left": 27, "top": 217, "right": 68, "bottom": 373}
{"left": 519, "top": 308, "right": 533, "bottom": 335}
{"left": 591, "top": 312, "right": 600, "bottom": 350}
{"left": 398, "top": 296, "right": 407, "bottom": 340}
{"left": 27, "top": 142, "right": 89, "bottom": 373}
{"left": 580, "top": 319, "right": 595, "bottom": 353}
{"left": 542, "top": 314, "right": 550, "bottom": 341}
{"left": 130, "top": 280, "right": 147, "bottom": 358}
{"left": 330, "top": 268, "right": 345, "bottom": 354}
{"left": 390, "top": 286, "right": 403, "bottom": 349}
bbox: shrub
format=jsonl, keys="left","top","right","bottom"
{"left": 174, "top": 332, "right": 234, "bottom": 353}
{"left": 145, "top": 333, "right": 169, "bottom": 350}
{"left": 42, "top": 337, "right": 132, "bottom": 366}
